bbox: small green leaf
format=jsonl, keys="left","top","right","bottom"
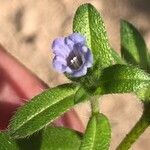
{"left": 17, "top": 126, "right": 81, "bottom": 150}
{"left": 17, "top": 131, "right": 42, "bottom": 150}
{"left": 80, "top": 113, "right": 111, "bottom": 150}
{"left": 9, "top": 83, "right": 79, "bottom": 139}
{"left": 121, "top": 20, "right": 149, "bottom": 71}
{"left": 0, "top": 132, "right": 19, "bottom": 150}
{"left": 110, "top": 48, "right": 125, "bottom": 64}
{"left": 74, "top": 86, "right": 90, "bottom": 104}
{"left": 148, "top": 53, "right": 150, "bottom": 72}
{"left": 97, "top": 64, "right": 150, "bottom": 101}
{"left": 41, "top": 127, "right": 81, "bottom": 150}
{"left": 73, "top": 3, "right": 113, "bottom": 69}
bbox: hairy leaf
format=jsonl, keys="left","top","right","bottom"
{"left": 97, "top": 64, "right": 150, "bottom": 101}
{"left": 41, "top": 127, "right": 81, "bottom": 150}
{"left": 121, "top": 20, "right": 149, "bottom": 71}
{"left": 148, "top": 53, "right": 150, "bottom": 72}
{"left": 9, "top": 83, "right": 79, "bottom": 139}
{"left": 74, "top": 86, "right": 90, "bottom": 104}
{"left": 73, "top": 3, "right": 113, "bottom": 69}
{"left": 79, "top": 113, "right": 111, "bottom": 150}
{"left": 0, "top": 132, "right": 19, "bottom": 150}
{"left": 17, "top": 127, "right": 81, "bottom": 150}
{"left": 110, "top": 48, "right": 125, "bottom": 64}
{"left": 17, "top": 131, "right": 42, "bottom": 150}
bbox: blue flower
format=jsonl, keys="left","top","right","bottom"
{"left": 52, "top": 33, "right": 93, "bottom": 77}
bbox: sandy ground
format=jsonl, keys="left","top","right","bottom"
{"left": 0, "top": 0, "right": 150, "bottom": 149}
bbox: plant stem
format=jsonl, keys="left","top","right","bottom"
{"left": 116, "top": 103, "right": 150, "bottom": 150}
{"left": 91, "top": 97, "right": 99, "bottom": 114}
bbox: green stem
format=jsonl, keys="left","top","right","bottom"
{"left": 90, "top": 97, "right": 99, "bottom": 114}
{"left": 116, "top": 103, "right": 150, "bottom": 150}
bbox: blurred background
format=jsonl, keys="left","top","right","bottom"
{"left": 0, "top": 0, "right": 150, "bottom": 149}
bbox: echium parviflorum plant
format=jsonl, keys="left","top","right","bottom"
{"left": 1, "top": 3, "right": 150, "bottom": 150}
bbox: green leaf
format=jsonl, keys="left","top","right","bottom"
{"left": 97, "top": 64, "right": 150, "bottom": 101}
{"left": 110, "top": 48, "right": 125, "bottom": 64}
{"left": 79, "top": 113, "right": 111, "bottom": 150}
{"left": 148, "top": 53, "right": 150, "bottom": 72}
{"left": 74, "top": 86, "right": 90, "bottom": 104}
{"left": 121, "top": 20, "right": 149, "bottom": 71}
{"left": 16, "top": 131, "right": 42, "bottom": 150}
{"left": 73, "top": 3, "right": 113, "bottom": 69}
{"left": 0, "top": 132, "right": 19, "bottom": 150}
{"left": 41, "top": 127, "right": 81, "bottom": 150}
{"left": 9, "top": 83, "right": 79, "bottom": 139}
{"left": 17, "top": 126, "right": 81, "bottom": 150}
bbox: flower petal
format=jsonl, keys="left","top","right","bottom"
{"left": 65, "top": 67, "right": 73, "bottom": 74}
{"left": 53, "top": 56, "right": 67, "bottom": 65}
{"left": 68, "top": 33, "right": 85, "bottom": 45}
{"left": 81, "top": 46, "right": 88, "bottom": 53}
{"left": 52, "top": 37, "right": 70, "bottom": 57}
{"left": 71, "top": 65, "right": 87, "bottom": 77}
{"left": 52, "top": 56, "right": 67, "bottom": 72}
{"left": 82, "top": 47, "right": 93, "bottom": 68}
{"left": 52, "top": 62, "right": 66, "bottom": 72}
{"left": 64, "top": 37, "right": 74, "bottom": 50}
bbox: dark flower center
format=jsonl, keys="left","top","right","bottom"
{"left": 67, "top": 50, "right": 83, "bottom": 70}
